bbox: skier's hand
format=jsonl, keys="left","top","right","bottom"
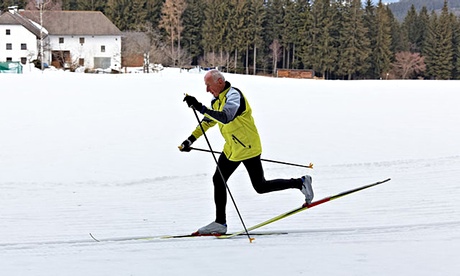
{"left": 178, "top": 139, "right": 193, "bottom": 152}
{"left": 183, "top": 95, "right": 203, "bottom": 112}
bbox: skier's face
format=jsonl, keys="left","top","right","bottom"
{"left": 204, "top": 73, "right": 224, "bottom": 97}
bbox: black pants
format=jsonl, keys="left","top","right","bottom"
{"left": 213, "top": 154, "right": 303, "bottom": 224}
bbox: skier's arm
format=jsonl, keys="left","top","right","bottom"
{"left": 179, "top": 118, "right": 216, "bottom": 152}
{"left": 190, "top": 118, "right": 216, "bottom": 140}
{"left": 203, "top": 89, "right": 240, "bottom": 124}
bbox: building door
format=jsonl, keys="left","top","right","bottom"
{"left": 51, "top": 51, "right": 71, "bottom": 68}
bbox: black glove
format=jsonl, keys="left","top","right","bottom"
{"left": 179, "top": 135, "right": 196, "bottom": 152}
{"left": 179, "top": 139, "right": 192, "bottom": 152}
{"left": 183, "top": 95, "right": 203, "bottom": 112}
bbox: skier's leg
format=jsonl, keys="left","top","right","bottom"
{"left": 243, "top": 155, "right": 302, "bottom": 194}
{"left": 213, "top": 153, "right": 240, "bottom": 224}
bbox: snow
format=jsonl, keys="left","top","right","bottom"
{"left": 1, "top": 68, "right": 459, "bottom": 275}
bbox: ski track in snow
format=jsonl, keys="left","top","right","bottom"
{"left": 1, "top": 70, "right": 460, "bottom": 275}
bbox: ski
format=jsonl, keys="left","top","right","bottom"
{"left": 163, "top": 231, "right": 286, "bottom": 239}
{"left": 88, "top": 233, "right": 203, "bottom": 242}
{"left": 89, "top": 231, "right": 286, "bottom": 242}
{"left": 218, "top": 178, "right": 391, "bottom": 239}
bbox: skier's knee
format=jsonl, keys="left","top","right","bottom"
{"left": 252, "top": 183, "right": 266, "bottom": 194}
{"left": 213, "top": 174, "right": 225, "bottom": 187}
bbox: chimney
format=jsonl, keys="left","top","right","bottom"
{"left": 8, "top": 6, "right": 18, "bottom": 14}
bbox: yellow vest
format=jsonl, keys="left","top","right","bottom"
{"left": 191, "top": 87, "right": 262, "bottom": 161}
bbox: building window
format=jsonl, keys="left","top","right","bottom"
{"left": 6, "top": 57, "right": 12, "bottom": 61}
{"left": 21, "top": 43, "right": 27, "bottom": 50}
{"left": 101, "top": 45, "right": 106, "bottom": 52}
{"left": 79, "top": 37, "right": 85, "bottom": 44}
{"left": 6, "top": 29, "right": 11, "bottom": 35}
{"left": 6, "top": 43, "right": 12, "bottom": 50}
{"left": 21, "top": 57, "right": 27, "bottom": 64}
{"left": 59, "top": 37, "right": 64, "bottom": 43}
{"left": 79, "top": 58, "right": 84, "bottom": 66}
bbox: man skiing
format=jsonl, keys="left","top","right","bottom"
{"left": 179, "top": 69, "right": 313, "bottom": 235}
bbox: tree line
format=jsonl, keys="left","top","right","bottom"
{"left": 3, "top": 0, "right": 460, "bottom": 79}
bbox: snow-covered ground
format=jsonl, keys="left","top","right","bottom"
{"left": 1, "top": 68, "right": 459, "bottom": 275}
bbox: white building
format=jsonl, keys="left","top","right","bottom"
{"left": 0, "top": 7, "right": 122, "bottom": 71}
{"left": 0, "top": 8, "right": 42, "bottom": 66}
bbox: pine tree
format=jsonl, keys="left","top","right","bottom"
{"left": 61, "top": 0, "right": 78, "bottom": 10}
{"left": 298, "top": 0, "right": 314, "bottom": 71}
{"left": 182, "top": 0, "right": 204, "bottom": 65}
{"left": 245, "top": 0, "right": 265, "bottom": 75}
{"left": 417, "top": 7, "right": 430, "bottom": 55}
{"left": 337, "top": 0, "right": 371, "bottom": 80}
{"left": 387, "top": 5, "right": 403, "bottom": 55}
{"left": 105, "top": 0, "right": 131, "bottom": 30}
{"left": 453, "top": 14, "right": 460, "bottom": 79}
{"left": 225, "top": 0, "right": 247, "bottom": 73}
{"left": 373, "top": 0, "right": 393, "bottom": 79}
{"left": 76, "top": 0, "right": 106, "bottom": 11}
{"left": 213, "top": 1, "right": 230, "bottom": 67}
{"left": 363, "top": 0, "right": 377, "bottom": 78}
{"left": 201, "top": 0, "right": 227, "bottom": 66}
{"left": 435, "top": 1, "right": 453, "bottom": 79}
{"left": 264, "top": 0, "right": 285, "bottom": 70}
{"left": 291, "top": 0, "right": 310, "bottom": 70}
{"left": 219, "top": 1, "right": 238, "bottom": 70}
{"left": 144, "top": 0, "right": 165, "bottom": 30}
{"left": 424, "top": 1, "right": 454, "bottom": 80}
{"left": 282, "top": 0, "right": 296, "bottom": 69}
{"left": 311, "top": 0, "right": 339, "bottom": 79}
{"left": 402, "top": 5, "right": 419, "bottom": 52}
{"left": 423, "top": 11, "right": 438, "bottom": 79}
{"left": 131, "top": 0, "right": 150, "bottom": 29}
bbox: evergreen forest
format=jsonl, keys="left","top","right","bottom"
{"left": 2, "top": 0, "right": 460, "bottom": 79}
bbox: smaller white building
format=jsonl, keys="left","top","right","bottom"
{"left": 0, "top": 8, "right": 42, "bottom": 66}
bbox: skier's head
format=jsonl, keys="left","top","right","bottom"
{"left": 204, "top": 69, "right": 226, "bottom": 97}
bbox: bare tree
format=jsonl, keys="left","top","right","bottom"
{"left": 26, "top": 0, "right": 62, "bottom": 70}
{"left": 26, "top": 0, "right": 62, "bottom": 10}
{"left": 131, "top": 23, "right": 169, "bottom": 68}
{"left": 149, "top": 43, "right": 169, "bottom": 65}
{"left": 164, "top": 45, "right": 192, "bottom": 68}
{"left": 122, "top": 31, "right": 151, "bottom": 71}
{"left": 198, "top": 52, "right": 228, "bottom": 69}
{"left": 158, "top": 0, "right": 187, "bottom": 67}
{"left": 391, "top": 52, "right": 426, "bottom": 79}
{"left": 269, "top": 39, "right": 282, "bottom": 77}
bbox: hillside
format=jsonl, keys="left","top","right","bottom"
{"left": 389, "top": 0, "right": 460, "bottom": 21}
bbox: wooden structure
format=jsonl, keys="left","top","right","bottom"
{"left": 277, "top": 69, "right": 314, "bottom": 79}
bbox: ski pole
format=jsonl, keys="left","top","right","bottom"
{"left": 190, "top": 147, "right": 314, "bottom": 169}
{"left": 190, "top": 107, "right": 254, "bottom": 243}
